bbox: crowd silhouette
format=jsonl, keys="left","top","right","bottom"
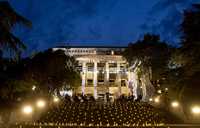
{"left": 31, "top": 94, "right": 174, "bottom": 127}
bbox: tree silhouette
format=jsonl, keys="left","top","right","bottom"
{"left": 0, "top": 1, "right": 31, "bottom": 57}
{"left": 181, "top": 4, "right": 200, "bottom": 45}
{"left": 177, "top": 4, "right": 200, "bottom": 117}
{"left": 0, "top": 2, "right": 32, "bottom": 125}
{"left": 123, "top": 34, "right": 172, "bottom": 101}
{"left": 181, "top": 4, "right": 200, "bottom": 65}
{"left": 24, "top": 49, "right": 81, "bottom": 95}
{"left": 124, "top": 34, "right": 171, "bottom": 81}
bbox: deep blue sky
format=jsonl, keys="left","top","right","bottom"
{"left": 9, "top": 0, "right": 199, "bottom": 55}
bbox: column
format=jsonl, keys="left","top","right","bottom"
{"left": 93, "top": 61, "right": 98, "bottom": 99}
{"left": 127, "top": 69, "right": 132, "bottom": 95}
{"left": 81, "top": 62, "right": 86, "bottom": 95}
{"left": 104, "top": 62, "right": 110, "bottom": 94}
{"left": 116, "top": 62, "right": 121, "bottom": 95}
{"left": 104, "top": 62, "right": 109, "bottom": 85}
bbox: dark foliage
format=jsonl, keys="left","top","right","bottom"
{"left": 123, "top": 34, "right": 172, "bottom": 80}
{"left": 0, "top": 1, "right": 31, "bottom": 57}
{"left": 23, "top": 49, "right": 81, "bottom": 94}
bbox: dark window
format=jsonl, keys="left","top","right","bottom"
{"left": 121, "top": 80, "right": 126, "bottom": 86}
{"left": 87, "top": 79, "right": 93, "bottom": 86}
{"left": 98, "top": 79, "right": 104, "bottom": 82}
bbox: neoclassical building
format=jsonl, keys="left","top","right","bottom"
{"left": 53, "top": 46, "right": 133, "bottom": 99}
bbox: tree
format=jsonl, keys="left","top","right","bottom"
{"left": 181, "top": 4, "right": 200, "bottom": 45}
{"left": 0, "top": 49, "right": 81, "bottom": 124}
{"left": 123, "top": 34, "right": 172, "bottom": 101}
{"left": 177, "top": 4, "right": 200, "bottom": 117}
{"left": 0, "top": 1, "right": 31, "bottom": 125}
{"left": 180, "top": 4, "right": 200, "bottom": 69}
{"left": 124, "top": 34, "right": 171, "bottom": 81}
{"left": 0, "top": 58, "right": 33, "bottom": 125}
{"left": 0, "top": 1, "right": 31, "bottom": 57}
{"left": 24, "top": 49, "right": 81, "bottom": 96}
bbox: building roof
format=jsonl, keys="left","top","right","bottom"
{"left": 55, "top": 45, "right": 127, "bottom": 48}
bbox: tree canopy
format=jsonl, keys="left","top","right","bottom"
{"left": 177, "top": 4, "right": 200, "bottom": 110}
{"left": 123, "top": 34, "right": 172, "bottom": 81}
{"left": 0, "top": 1, "right": 31, "bottom": 57}
{"left": 23, "top": 49, "right": 81, "bottom": 94}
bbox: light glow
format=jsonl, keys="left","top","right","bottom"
{"left": 154, "top": 97, "right": 159, "bottom": 103}
{"left": 171, "top": 101, "right": 179, "bottom": 108}
{"left": 32, "top": 85, "right": 36, "bottom": 91}
{"left": 36, "top": 99, "right": 46, "bottom": 108}
{"left": 157, "top": 90, "right": 162, "bottom": 94}
{"left": 22, "top": 105, "right": 33, "bottom": 114}
{"left": 53, "top": 97, "right": 59, "bottom": 103}
{"left": 149, "top": 98, "right": 153, "bottom": 102}
{"left": 191, "top": 106, "right": 200, "bottom": 114}
{"left": 60, "top": 90, "right": 73, "bottom": 97}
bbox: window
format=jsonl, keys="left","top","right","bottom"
{"left": 87, "top": 79, "right": 93, "bottom": 86}
{"left": 121, "top": 80, "right": 126, "bottom": 86}
{"left": 109, "top": 79, "right": 115, "bottom": 82}
{"left": 98, "top": 80, "right": 104, "bottom": 82}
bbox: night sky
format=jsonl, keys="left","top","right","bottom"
{"left": 9, "top": 0, "right": 199, "bottom": 55}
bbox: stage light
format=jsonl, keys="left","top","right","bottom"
{"left": 22, "top": 105, "right": 33, "bottom": 114}
{"left": 36, "top": 99, "right": 46, "bottom": 108}
{"left": 149, "top": 98, "right": 153, "bottom": 102}
{"left": 165, "top": 88, "right": 168, "bottom": 91}
{"left": 191, "top": 106, "right": 200, "bottom": 114}
{"left": 171, "top": 101, "right": 179, "bottom": 108}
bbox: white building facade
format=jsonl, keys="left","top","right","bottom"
{"left": 53, "top": 46, "right": 133, "bottom": 99}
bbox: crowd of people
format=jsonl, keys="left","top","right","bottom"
{"left": 64, "top": 94, "right": 142, "bottom": 103}
{"left": 29, "top": 94, "right": 174, "bottom": 127}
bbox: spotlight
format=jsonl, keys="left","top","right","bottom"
{"left": 149, "top": 98, "right": 153, "bottom": 102}
{"left": 165, "top": 88, "right": 168, "bottom": 91}
{"left": 191, "top": 106, "right": 200, "bottom": 114}
{"left": 171, "top": 101, "right": 179, "bottom": 108}
{"left": 36, "top": 99, "right": 46, "bottom": 108}
{"left": 22, "top": 105, "right": 33, "bottom": 114}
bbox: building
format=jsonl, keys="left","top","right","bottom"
{"left": 53, "top": 46, "right": 132, "bottom": 99}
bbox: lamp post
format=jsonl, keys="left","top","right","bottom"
{"left": 36, "top": 99, "right": 46, "bottom": 108}
{"left": 154, "top": 97, "right": 160, "bottom": 103}
{"left": 22, "top": 105, "right": 33, "bottom": 115}
{"left": 22, "top": 105, "right": 33, "bottom": 121}
{"left": 191, "top": 106, "right": 200, "bottom": 115}
{"left": 190, "top": 105, "right": 200, "bottom": 122}
{"left": 171, "top": 101, "right": 179, "bottom": 108}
